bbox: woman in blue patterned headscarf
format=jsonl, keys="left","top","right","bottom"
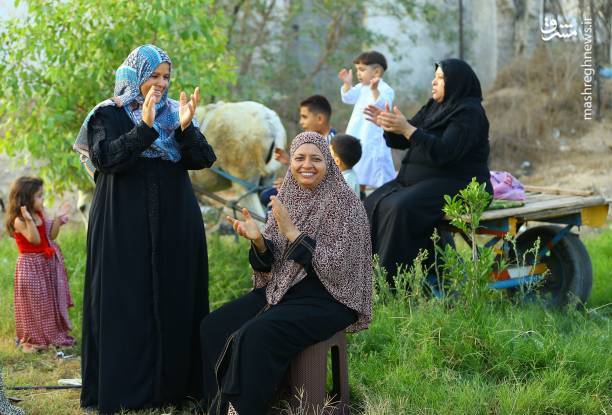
{"left": 74, "top": 44, "right": 202, "bottom": 174}
{"left": 75, "top": 45, "right": 216, "bottom": 414}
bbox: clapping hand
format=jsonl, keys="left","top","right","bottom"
{"left": 226, "top": 208, "right": 267, "bottom": 253}
{"left": 56, "top": 202, "right": 72, "bottom": 224}
{"left": 338, "top": 68, "right": 353, "bottom": 85}
{"left": 377, "top": 104, "right": 415, "bottom": 137}
{"left": 364, "top": 104, "right": 383, "bottom": 126}
{"left": 365, "top": 103, "right": 416, "bottom": 138}
{"left": 179, "top": 87, "right": 200, "bottom": 131}
{"left": 57, "top": 202, "right": 71, "bottom": 217}
{"left": 142, "top": 87, "right": 157, "bottom": 128}
{"left": 269, "top": 196, "right": 300, "bottom": 242}
{"left": 226, "top": 208, "right": 261, "bottom": 241}
{"left": 363, "top": 102, "right": 392, "bottom": 127}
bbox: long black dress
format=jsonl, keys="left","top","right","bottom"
{"left": 365, "top": 59, "right": 493, "bottom": 283}
{"left": 200, "top": 236, "right": 357, "bottom": 415}
{"left": 81, "top": 105, "right": 216, "bottom": 414}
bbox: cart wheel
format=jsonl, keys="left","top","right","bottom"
{"left": 510, "top": 225, "right": 593, "bottom": 306}
{"left": 562, "top": 233, "right": 593, "bottom": 302}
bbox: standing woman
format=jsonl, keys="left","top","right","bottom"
{"left": 364, "top": 59, "right": 493, "bottom": 283}
{"left": 73, "top": 44, "right": 216, "bottom": 414}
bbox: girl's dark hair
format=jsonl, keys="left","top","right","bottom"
{"left": 5, "top": 176, "right": 43, "bottom": 237}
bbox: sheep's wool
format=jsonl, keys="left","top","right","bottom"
{"left": 190, "top": 101, "right": 286, "bottom": 192}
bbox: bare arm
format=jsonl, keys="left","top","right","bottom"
{"left": 49, "top": 203, "right": 71, "bottom": 240}
{"left": 338, "top": 68, "right": 353, "bottom": 93}
{"left": 14, "top": 209, "right": 41, "bottom": 245}
{"left": 49, "top": 218, "right": 61, "bottom": 240}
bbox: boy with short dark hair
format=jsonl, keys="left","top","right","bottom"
{"left": 330, "top": 134, "right": 362, "bottom": 196}
{"left": 298, "top": 95, "right": 336, "bottom": 144}
{"left": 262, "top": 95, "right": 337, "bottom": 207}
{"left": 274, "top": 94, "right": 336, "bottom": 165}
{"left": 338, "top": 50, "right": 395, "bottom": 190}
{"left": 300, "top": 95, "right": 336, "bottom": 144}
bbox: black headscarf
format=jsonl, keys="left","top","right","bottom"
{"left": 409, "top": 59, "right": 485, "bottom": 131}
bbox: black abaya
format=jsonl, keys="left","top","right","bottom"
{"left": 200, "top": 236, "right": 357, "bottom": 415}
{"left": 365, "top": 59, "right": 493, "bottom": 282}
{"left": 81, "top": 106, "right": 216, "bottom": 414}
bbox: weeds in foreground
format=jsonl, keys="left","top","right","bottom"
{"left": 0, "top": 178, "right": 610, "bottom": 414}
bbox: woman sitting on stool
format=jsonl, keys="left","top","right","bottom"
{"left": 200, "top": 131, "right": 372, "bottom": 415}
{"left": 364, "top": 58, "right": 493, "bottom": 284}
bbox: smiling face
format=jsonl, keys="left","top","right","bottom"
{"left": 290, "top": 143, "right": 327, "bottom": 189}
{"left": 140, "top": 62, "right": 170, "bottom": 104}
{"left": 431, "top": 66, "right": 446, "bottom": 103}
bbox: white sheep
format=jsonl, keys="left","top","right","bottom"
{"left": 191, "top": 101, "right": 287, "bottom": 220}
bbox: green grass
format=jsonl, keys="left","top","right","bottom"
{"left": 584, "top": 228, "right": 612, "bottom": 307}
{"left": 0, "top": 226, "right": 610, "bottom": 414}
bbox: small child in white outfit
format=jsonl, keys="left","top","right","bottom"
{"left": 330, "top": 134, "right": 362, "bottom": 196}
{"left": 339, "top": 50, "right": 396, "bottom": 190}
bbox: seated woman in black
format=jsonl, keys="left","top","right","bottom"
{"left": 200, "top": 132, "right": 372, "bottom": 415}
{"left": 363, "top": 58, "right": 493, "bottom": 284}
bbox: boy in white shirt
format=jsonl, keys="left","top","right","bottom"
{"left": 330, "top": 134, "right": 362, "bottom": 196}
{"left": 339, "top": 51, "right": 396, "bottom": 192}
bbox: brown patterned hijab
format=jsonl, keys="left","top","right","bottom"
{"left": 253, "top": 132, "right": 372, "bottom": 331}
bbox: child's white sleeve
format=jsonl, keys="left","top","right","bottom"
{"left": 341, "top": 84, "right": 361, "bottom": 104}
{"left": 372, "top": 84, "right": 394, "bottom": 109}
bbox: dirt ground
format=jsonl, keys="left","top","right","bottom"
{"left": 1, "top": 119, "right": 610, "bottom": 224}
{"left": 516, "top": 119, "right": 612, "bottom": 200}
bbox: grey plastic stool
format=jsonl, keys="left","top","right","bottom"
{"left": 280, "top": 331, "right": 350, "bottom": 414}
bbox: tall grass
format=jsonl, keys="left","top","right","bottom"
{"left": 0, "top": 225, "right": 610, "bottom": 414}
{"left": 350, "top": 271, "right": 611, "bottom": 414}
{"left": 584, "top": 228, "right": 612, "bottom": 308}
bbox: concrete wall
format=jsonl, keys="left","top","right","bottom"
{"left": 364, "top": 0, "right": 581, "bottom": 96}
{"left": 363, "top": 2, "right": 456, "bottom": 101}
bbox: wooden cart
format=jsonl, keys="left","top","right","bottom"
{"left": 440, "top": 185, "right": 610, "bottom": 306}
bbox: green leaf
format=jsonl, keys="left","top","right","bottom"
{"left": 0, "top": 0, "right": 234, "bottom": 193}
